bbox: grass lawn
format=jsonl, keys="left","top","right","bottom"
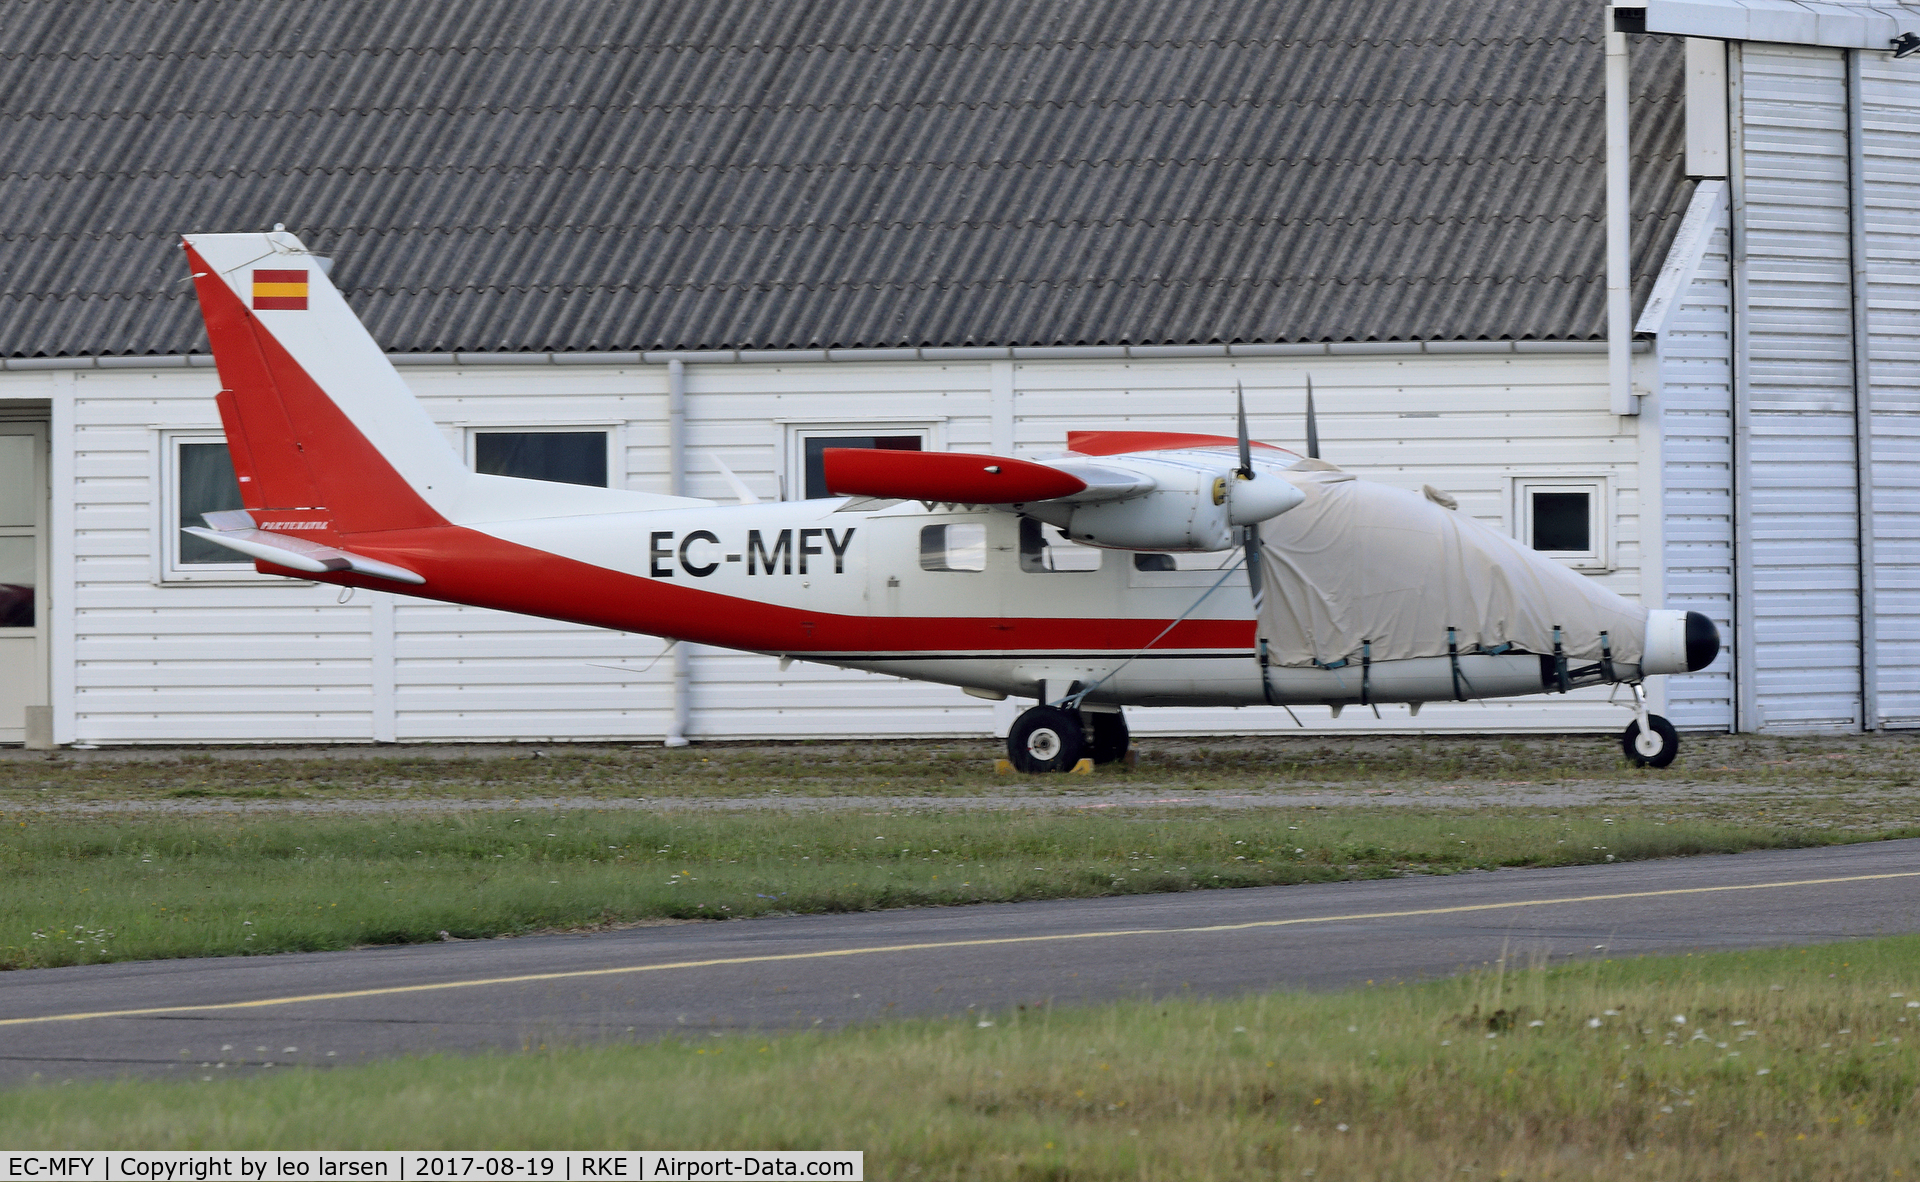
{"left": 6, "top": 935, "right": 1919, "bottom": 1180}
{"left": 3, "top": 806, "right": 1901, "bottom": 969}
{"left": 5, "top": 733, "right": 1919, "bottom": 969}
{"left": 4, "top": 731, "right": 1918, "bottom": 803}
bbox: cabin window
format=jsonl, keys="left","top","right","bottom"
{"left": 158, "top": 433, "right": 277, "bottom": 582}
{"left": 1125, "top": 547, "right": 1250, "bottom": 588}
{"left": 919, "top": 522, "right": 987, "bottom": 572}
{"left": 471, "top": 430, "right": 610, "bottom": 487}
{"left": 1020, "top": 517, "right": 1102, "bottom": 572}
{"left": 1514, "top": 478, "right": 1609, "bottom": 570}
{"left": 1133, "top": 551, "right": 1237, "bottom": 571}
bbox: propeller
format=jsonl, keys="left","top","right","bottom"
{"left": 1231, "top": 377, "right": 1321, "bottom": 614}
{"left": 1235, "top": 383, "right": 1265, "bottom": 612}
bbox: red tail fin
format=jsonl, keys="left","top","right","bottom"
{"left": 186, "top": 242, "right": 443, "bottom": 534}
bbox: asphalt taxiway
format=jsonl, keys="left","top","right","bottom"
{"left": 4, "top": 839, "right": 1917, "bottom": 1086}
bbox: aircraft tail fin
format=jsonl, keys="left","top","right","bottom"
{"left": 184, "top": 231, "right": 697, "bottom": 537}
{"left": 183, "top": 232, "right": 465, "bottom": 534}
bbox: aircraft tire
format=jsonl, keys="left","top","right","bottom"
{"left": 1008, "top": 705, "right": 1088, "bottom": 774}
{"left": 1621, "top": 714, "right": 1679, "bottom": 768}
{"left": 1087, "top": 710, "right": 1130, "bottom": 765}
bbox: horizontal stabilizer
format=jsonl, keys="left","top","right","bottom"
{"left": 823, "top": 448, "right": 1088, "bottom": 504}
{"left": 184, "top": 511, "right": 425, "bottom": 584}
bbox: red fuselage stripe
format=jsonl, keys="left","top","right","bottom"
{"left": 307, "top": 523, "right": 1255, "bottom": 654}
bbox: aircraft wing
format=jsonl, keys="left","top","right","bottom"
{"left": 822, "top": 431, "right": 1304, "bottom": 553}
{"left": 821, "top": 447, "right": 1153, "bottom": 504}
{"left": 1064, "top": 430, "right": 1285, "bottom": 457}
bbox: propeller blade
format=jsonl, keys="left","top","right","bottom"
{"left": 1244, "top": 522, "right": 1265, "bottom": 612}
{"left": 1235, "top": 384, "right": 1270, "bottom": 609}
{"left": 1305, "top": 376, "right": 1320, "bottom": 460}
{"left": 1234, "top": 382, "right": 1254, "bottom": 478}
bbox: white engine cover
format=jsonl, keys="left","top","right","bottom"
{"left": 1066, "top": 481, "right": 1233, "bottom": 550}
{"left": 1028, "top": 456, "right": 1304, "bottom": 551}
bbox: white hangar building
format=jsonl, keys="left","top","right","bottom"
{"left": 0, "top": 0, "right": 1915, "bottom": 748}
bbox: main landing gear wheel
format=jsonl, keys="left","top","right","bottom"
{"left": 1621, "top": 714, "right": 1679, "bottom": 768}
{"left": 1088, "top": 710, "right": 1130, "bottom": 765}
{"left": 1008, "top": 705, "right": 1088, "bottom": 774}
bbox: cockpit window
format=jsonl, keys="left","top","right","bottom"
{"left": 1020, "top": 517, "right": 1102, "bottom": 572}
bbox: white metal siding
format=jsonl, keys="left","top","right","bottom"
{"left": 19, "top": 350, "right": 1645, "bottom": 745}
{"left": 1738, "top": 44, "right": 1864, "bottom": 731}
{"left": 66, "top": 371, "right": 381, "bottom": 742}
{"left": 1860, "top": 55, "right": 1920, "bottom": 728}
{"left": 1659, "top": 200, "right": 1737, "bottom": 729}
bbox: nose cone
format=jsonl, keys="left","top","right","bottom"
{"left": 1228, "top": 473, "right": 1306, "bottom": 525}
{"left": 1643, "top": 608, "right": 1723, "bottom": 675}
{"left": 1685, "top": 610, "right": 1720, "bottom": 672}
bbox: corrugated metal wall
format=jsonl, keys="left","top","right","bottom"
{"left": 1735, "top": 43, "right": 1865, "bottom": 731}
{"left": 26, "top": 351, "right": 1647, "bottom": 745}
{"left": 1860, "top": 55, "right": 1920, "bottom": 729}
{"left": 1658, "top": 190, "right": 1737, "bottom": 730}
{"left": 1718, "top": 41, "right": 1920, "bottom": 734}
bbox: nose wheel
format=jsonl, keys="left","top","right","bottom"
{"left": 1006, "top": 705, "right": 1132, "bottom": 773}
{"left": 1621, "top": 715, "right": 1679, "bottom": 768}
{"left": 1620, "top": 681, "right": 1679, "bottom": 768}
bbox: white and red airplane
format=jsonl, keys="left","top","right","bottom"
{"left": 180, "top": 231, "right": 1718, "bottom": 771}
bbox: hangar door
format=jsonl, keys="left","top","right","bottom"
{"left": 1861, "top": 54, "right": 1920, "bottom": 730}
{"left": 1737, "top": 44, "right": 1863, "bottom": 731}
{"left": 0, "top": 422, "right": 48, "bottom": 744}
{"left": 1735, "top": 44, "right": 1920, "bottom": 731}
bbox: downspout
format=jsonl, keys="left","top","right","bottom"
{"left": 664, "top": 358, "right": 692, "bottom": 748}
{"left": 1728, "top": 42, "right": 1758, "bottom": 733}
{"left": 1606, "top": 24, "right": 1639, "bottom": 416}
{"left": 1845, "top": 49, "right": 1879, "bottom": 731}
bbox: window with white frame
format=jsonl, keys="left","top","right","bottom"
{"left": 1514, "top": 478, "right": 1609, "bottom": 570}
{"left": 159, "top": 433, "right": 264, "bottom": 581}
{"left": 468, "top": 428, "right": 612, "bottom": 487}
{"left": 784, "top": 422, "right": 937, "bottom": 500}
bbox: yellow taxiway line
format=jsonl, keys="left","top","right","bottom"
{"left": 6, "top": 870, "right": 1917, "bottom": 1028}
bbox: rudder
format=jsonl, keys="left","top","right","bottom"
{"left": 184, "top": 232, "right": 461, "bottom": 535}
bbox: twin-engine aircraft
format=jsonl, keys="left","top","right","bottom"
{"left": 181, "top": 231, "right": 1718, "bottom": 771}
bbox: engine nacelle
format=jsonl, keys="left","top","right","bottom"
{"left": 1025, "top": 464, "right": 1303, "bottom": 551}
{"left": 1066, "top": 488, "right": 1233, "bottom": 551}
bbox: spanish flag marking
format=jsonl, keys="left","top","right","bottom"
{"left": 252, "top": 269, "right": 308, "bottom": 311}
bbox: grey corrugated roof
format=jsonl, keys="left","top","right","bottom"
{"left": 0, "top": 0, "right": 1687, "bottom": 356}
